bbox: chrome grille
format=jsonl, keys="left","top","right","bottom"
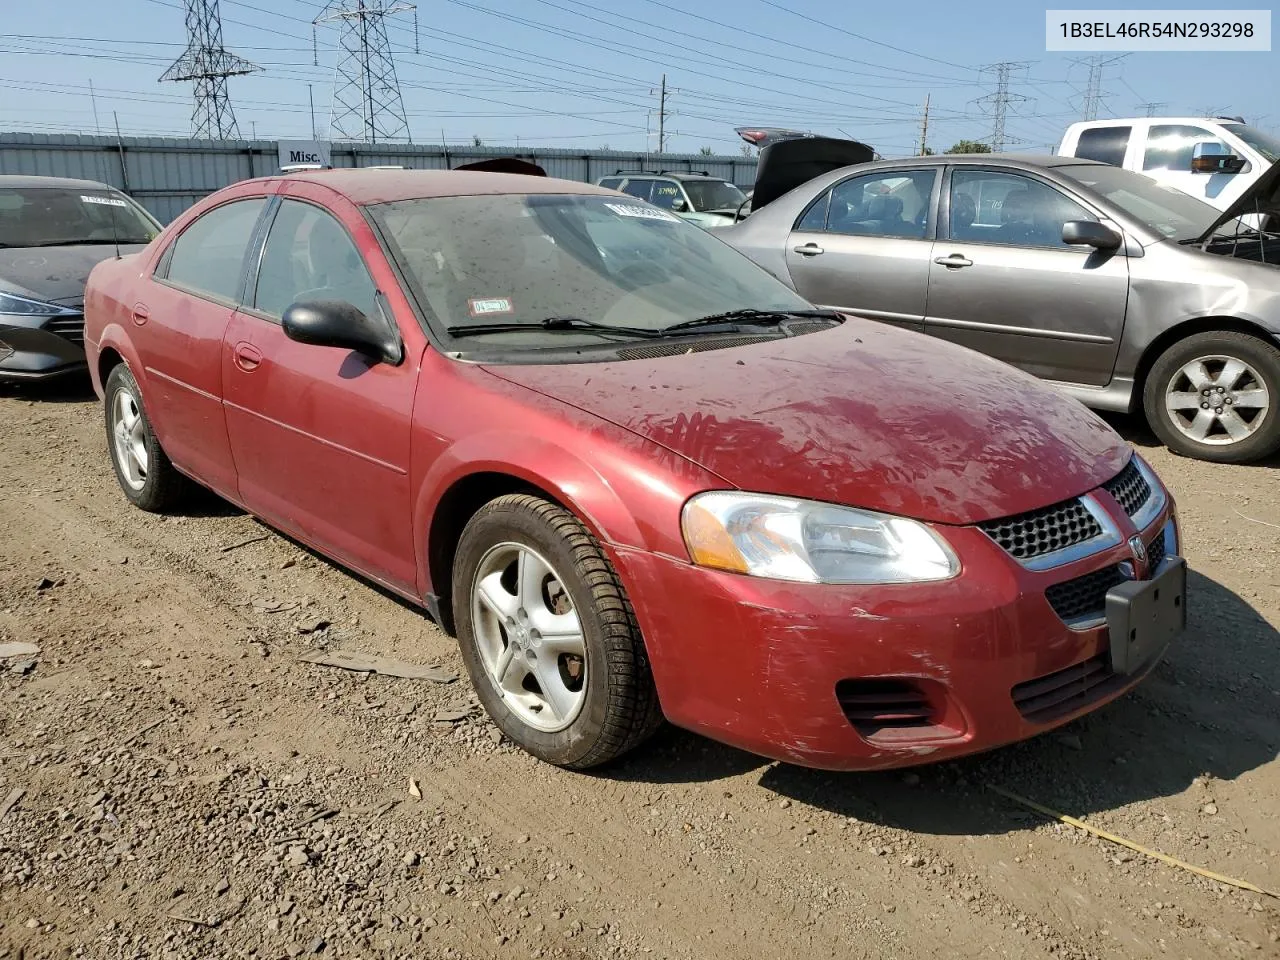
{"left": 1102, "top": 459, "right": 1152, "bottom": 518}
{"left": 45, "top": 315, "right": 86, "bottom": 344}
{"left": 978, "top": 498, "right": 1103, "bottom": 560}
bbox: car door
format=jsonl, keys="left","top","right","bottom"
{"left": 221, "top": 188, "right": 421, "bottom": 593}
{"left": 782, "top": 168, "right": 939, "bottom": 331}
{"left": 923, "top": 167, "right": 1129, "bottom": 387}
{"left": 140, "top": 193, "right": 270, "bottom": 497}
{"left": 1139, "top": 123, "right": 1255, "bottom": 213}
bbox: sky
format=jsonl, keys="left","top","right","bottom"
{"left": 1, "top": 0, "right": 1276, "bottom": 157}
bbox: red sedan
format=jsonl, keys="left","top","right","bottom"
{"left": 84, "top": 169, "right": 1186, "bottom": 770}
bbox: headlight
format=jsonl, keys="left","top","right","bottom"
{"left": 0, "top": 292, "right": 69, "bottom": 317}
{"left": 681, "top": 492, "right": 959, "bottom": 584}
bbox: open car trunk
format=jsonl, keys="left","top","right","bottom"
{"left": 749, "top": 136, "right": 875, "bottom": 212}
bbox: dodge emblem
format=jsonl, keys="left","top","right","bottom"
{"left": 1128, "top": 535, "right": 1147, "bottom": 565}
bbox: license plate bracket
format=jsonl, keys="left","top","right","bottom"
{"left": 1106, "top": 557, "right": 1186, "bottom": 675}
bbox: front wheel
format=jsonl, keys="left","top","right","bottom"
{"left": 452, "top": 494, "right": 663, "bottom": 769}
{"left": 1143, "top": 331, "right": 1280, "bottom": 463}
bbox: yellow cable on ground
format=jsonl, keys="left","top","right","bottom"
{"left": 985, "top": 783, "right": 1279, "bottom": 900}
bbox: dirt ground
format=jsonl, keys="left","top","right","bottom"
{"left": 1, "top": 380, "right": 1277, "bottom": 960}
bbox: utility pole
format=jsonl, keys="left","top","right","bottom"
{"left": 314, "top": 0, "right": 418, "bottom": 143}
{"left": 308, "top": 83, "right": 317, "bottom": 138}
{"left": 159, "top": 0, "right": 261, "bottom": 139}
{"left": 918, "top": 93, "right": 930, "bottom": 155}
{"left": 88, "top": 79, "right": 102, "bottom": 136}
{"left": 977, "top": 62, "right": 1032, "bottom": 151}
{"left": 1074, "top": 53, "right": 1128, "bottom": 121}
{"left": 648, "top": 73, "right": 676, "bottom": 155}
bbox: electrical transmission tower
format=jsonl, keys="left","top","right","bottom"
{"left": 159, "top": 0, "right": 261, "bottom": 139}
{"left": 1074, "top": 54, "right": 1128, "bottom": 121}
{"left": 314, "top": 1, "right": 418, "bottom": 143}
{"left": 976, "top": 62, "right": 1032, "bottom": 151}
{"left": 1140, "top": 101, "right": 1168, "bottom": 117}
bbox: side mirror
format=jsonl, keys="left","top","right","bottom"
{"left": 670, "top": 197, "right": 688, "bottom": 212}
{"left": 1190, "top": 141, "right": 1244, "bottom": 174}
{"left": 282, "top": 299, "right": 403, "bottom": 365}
{"left": 1062, "top": 220, "right": 1121, "bottom": 250}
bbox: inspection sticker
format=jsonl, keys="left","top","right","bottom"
{"left": 604, "top": 202, "right": 679, "bottom": 222}
{"left": 81, "top": 195, "right": 129, "bottom": 207}
{"left": 468, "top": 297, "right": 514, "bottom": 317}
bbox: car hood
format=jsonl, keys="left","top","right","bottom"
{"left": 1197, "top": 158, "right": 1280, "bottom": 242}
{"left": 482, "top": 318, "right": 1130, "bottom": 525}
{"left": 0, "top": 243, "right": 147, "bottom": 306}
{"left": 751, "top": 135, "right": 875, "bottom": 211}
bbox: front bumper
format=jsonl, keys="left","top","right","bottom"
{"left": 0, "top": 322, "right": 88, "bottom": 381}
{"left": 613, "top": 492, "right": 1177, "bottom": 771}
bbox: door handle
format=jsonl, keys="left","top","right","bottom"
{"left": 793, "top": 242, "right": 825, "bottom": 256}
{"left": 934, "top": 254, "right": 973, "bottom": 268}
{"left": 233, "top": 341, "right": 262, "bottom": 372}
{"left": 131, "top": 303, "right": 150, "bottom": 325}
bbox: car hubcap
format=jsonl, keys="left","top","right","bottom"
{"left": 110, "top": 388, "right": 149, "bottom": 491}
{"left": 1164, "top": 355, "right": 1270, "bottom": 446}
{"left": 471, "top": 542, "right": 587, "bottom": 733}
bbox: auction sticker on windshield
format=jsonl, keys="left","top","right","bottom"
{"left": 468, "top": 297, "right": 514, "bottom": 317}
{"left": 81, "top": 195, "right": 130, "bottom": 207}
{"left": 603, "top": 203, "right": 680, "bottom": 222}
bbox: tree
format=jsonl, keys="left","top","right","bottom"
{"left": 472, "top": 135, "right": 484, "bottom": 147}
{"left": 920, "top": 146, "right": 935, "bottom": 156}
{"left": 699, "top": 145, "right": 714, "bottom": 156}
{"left": 946, "top": 140, "right": 991, "bottom": 154}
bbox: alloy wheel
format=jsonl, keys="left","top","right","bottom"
{"left": 470, "top": 542, "right": 587, "bottom": 733}
{"left": 110, "top": 388, "right": 149, "bottom": 491}
{"left": 1164, "top": 354, "right": 1270, "bottom": 446}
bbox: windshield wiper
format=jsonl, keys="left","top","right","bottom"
{"left": 657, "top": 308, "right": 842, "bottom": 335}
{"left": 445, "top": 316, "right": 663, "bottom": 339}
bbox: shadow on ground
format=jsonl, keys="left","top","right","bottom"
{"left": 1099, "top": 409, "right": 1280, "bottom": 468}
{"left": 0, "top": 377, "right": 96, "bottom": 404}
{"left": 610, "top": 569, "right": 1278, "bottom": 837}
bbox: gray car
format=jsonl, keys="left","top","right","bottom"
{"left": 723, "top": 150, "right": 1280, "bottom": 463}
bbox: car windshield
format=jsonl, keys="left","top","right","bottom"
{"left": 0, "top": 186, "right": 160, "bottom": 247}
{"left": 371, "top": 193, "right": 813, "bottom": 343}
{"left": 682, "top": 180, "right": 747, "bottom": 212}
{"left": 1222, "top": 123, "right": 1280, "bottom": 164}
{"left": 1060, "top": 164, "right": 1233, "bottom": 241}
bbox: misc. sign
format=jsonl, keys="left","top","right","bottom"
{"left": 278, "top": 140, "right": 332, "bottom": 170}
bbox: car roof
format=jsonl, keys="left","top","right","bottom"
{"left": 608, "top": 172, "right": 728, "bottom": 181}
{"left": 270, "top": 169, "right": 617, "bottom": 206}
{"left": 1071, "top": 116, "right": 1242, "bottom": 126}
{"left": 0, "top": 174, "right": 113, "bottom": 190}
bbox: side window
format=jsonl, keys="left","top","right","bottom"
{"left": 796, "top": 190, "right": 831, "bottom": 231}
{"left": 1144, "top": 125, "right": 1227, "bottom": 171}
{"left": 598, "top": 178, "right": 623, "bottom": 190}
{"left": 648, "top": 180, "right": 685, "bottom": 210}
{"left": 163, "top": 198, "right": 266, "bottom": 302}
{"left": 822, "top": 170, "right": 935, "bottom": 239}
{"left": 1075, "top": 126, "right": 1131, "bottom": 166}
{"left": 619, "top": 179, "right": 653, "bottom": 201}
{"left": 948, "top": 170, "right": 1095, "bottom": 248}
{"left": 253, "top": 200, "right": 378, "bottom": 320}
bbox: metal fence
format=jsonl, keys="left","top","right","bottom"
{"left": 0, "top": 133, "right": 759, "bottom": 224}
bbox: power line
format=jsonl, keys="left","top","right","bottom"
{"left": 159, "top": 0, "right": 262, "bottom": 138}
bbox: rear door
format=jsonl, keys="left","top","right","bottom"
{"left": 139, "top": 192, "right": 270, "bottom": 496}
{"left": 783, "top": 168, "right": 938, "bottom": 331}
{"left": 923, "top": 166, "right": 1129, "bottom": 387}
{"left": 222, "top": 187, "right": 421, "bottom": 593}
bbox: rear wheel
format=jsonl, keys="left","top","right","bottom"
{"left": 452, "top": 494, "right": 663, "bottom": 769}
{"left": 1143, "top": 331, "right": 1280, "bottom": 463}
{"left": 104, "top": 363, "right": 193, "bottom": 511}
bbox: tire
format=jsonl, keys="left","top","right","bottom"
{"left": 103, "top": 363, "right": 193, "bottom": 512}
{"left": 451, "top": 494, "right": 663, "bottom": 769}
{"left": 1143, "top": 330, "right": 1280, "bottom": 464}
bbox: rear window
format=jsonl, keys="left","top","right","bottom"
{"left": 1074, "top": 126, "right": 1131, "bottom": 167}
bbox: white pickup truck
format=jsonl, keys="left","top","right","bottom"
{"left": 1058, "top": 117, "right": 1279, "bottom": 219}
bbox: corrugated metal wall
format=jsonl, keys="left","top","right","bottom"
{"left": 0, "top": 134, "right": 758, "bottom": 223}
